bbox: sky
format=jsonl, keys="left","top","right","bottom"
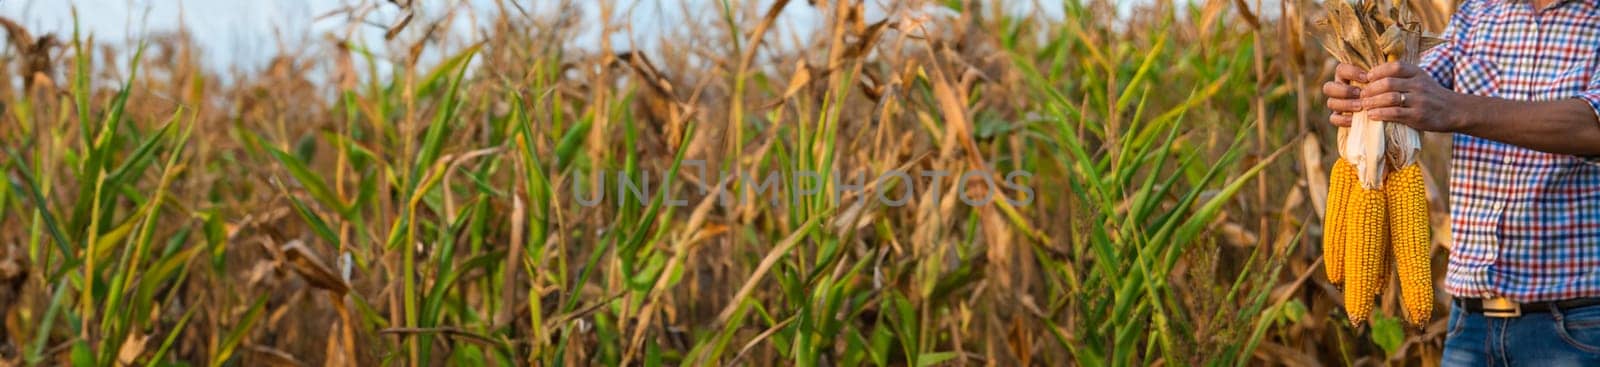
{"left": 2, "top": 0, "right": 338, "bottom": 69}
{"left": 0, "top": 0, "right": 1138, "bottom": 75}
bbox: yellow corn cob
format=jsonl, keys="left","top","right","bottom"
{"left": 1385, "top": 163, "right": 1432, "bottom": 327}
{"left": 1378, "top": 239, "right": 1391, "bottom": 296}
{"left": 1343, "top": 186, "right": 1388, "bottom": 324}
{"left": 1324, "top": 159, "right": 1357, "bottom": 284}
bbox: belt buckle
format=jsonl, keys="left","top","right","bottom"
{"left": 1483, "top": 297, "right": 1522, "bottom": 318}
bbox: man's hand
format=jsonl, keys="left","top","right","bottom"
{"left": 1325, "top": 61, "right": 1600, "bottom": 156}
{"left": 1322, "top": 63, "right": 1367, "bottom": 127}
{"left": 1357, "top": 62, "right": 1463, "bottom": 132}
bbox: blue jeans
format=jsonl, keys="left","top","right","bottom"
{"left": 1443, "top": 300, "right": 1600, "bottom": 366}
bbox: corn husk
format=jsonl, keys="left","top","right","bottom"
{"left": 1317, "top": 0, "right": 1441, "bottom": 188}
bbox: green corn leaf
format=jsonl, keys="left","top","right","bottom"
{"left": 268, "top": 145, "right": 349, "bottom": 219}
{"left": 212, "top": 295, "right": 269, "bottom": 367}
{"left": 145, "top": 308, "right": 196, "bottom": 366}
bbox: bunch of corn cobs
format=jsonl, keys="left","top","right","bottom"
{"left": 1317, "top": 0, "right": 1443, "bottom": 328}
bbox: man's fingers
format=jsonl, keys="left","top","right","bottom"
{"left": 1323, "top": 81, "right": 1361, "bottom": 99}
{"left": 1330, "top": 113, "right": 1353, "bottom": 127}
{"left": 1360, "top": 92, "right": 1406, "bottom": 109}
{"left": 1367, "top": 107, "right": 1419, "bottom": 123}
{"left": 1335, "top": 63, "right": 1367, "bottom": 84}
{"left": 1367, "top": 62, "right": 1418, "bottom": 80}
{"left": 1360, "top": 77, "right": 1411, "bottom": 98}
{"left": 1327, "top": 98, "right": 1363, "bottom": 113}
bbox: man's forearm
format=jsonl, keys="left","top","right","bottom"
{"left": 1450, "top": 94, "right": 1600, "bottom": 156}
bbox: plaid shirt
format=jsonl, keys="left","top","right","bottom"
{"left": 1423, "top": 0, "right": 1600, "bottom": 302}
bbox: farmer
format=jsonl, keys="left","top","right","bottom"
{"left": 1323, "top": 0, "right": 1600, "bottom": 363}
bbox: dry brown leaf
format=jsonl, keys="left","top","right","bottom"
{"left": 1251, "top": 342, "right": 1320, "bottom": 366}
{"left": 282, "top": 240, "right": 350, "bottom": 295}
{"left": 1231, "top": 0, "right": 1262, "bottom": 30}
{"left": 116, "top": 332, "right": 148, "bottom": 366}
{"left": 760, "top": 60, "right": 812, "bottom": 109}
{"left": 244, "top": 261, "right": 279, "bottom": 286}
{"left": 1218, "top": 221, "right": 1260, "bottom": 248}
{"left": 384, "top": 12, "right": 413, "bottom": 40}
{"left": 323, "top": 325, "right": 349, "bottom": 367}
{"left": 498, "top": 194, "right": 525, "bottom": 329}
{"left": 1302, "top": 137, "right": 1330, "bottom": 217}
{"left": 245, "top": 345, "right": 304, "bottom": 367}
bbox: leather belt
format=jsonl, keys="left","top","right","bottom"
{"left": 1458, "top": 297, "right": 1600, "bottom": 318}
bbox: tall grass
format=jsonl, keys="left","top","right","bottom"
{"left": 0, "top": 0, "right": 1452, "bottom": 365}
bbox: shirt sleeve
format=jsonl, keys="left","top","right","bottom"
{"left": 1582, "top": 83, "right": 1600, "bottom": 118}
{"left": 1581, "top": 80, "right": 1600, "bottom": 163}
{"left": 1581, "top": 26, "right": 1600, "bottom": 163}
{"left": 1420, "top": 1, "right": 1477, "bottom": 90}
{"left": 1581, "top": 74, "right": 1600, "bottom": 129}
{"left": 1419, "top": 42, "right": 1456, "bottom": 90}
{"left": 1576, "top": 78, "right": 1600, "bottom": 163}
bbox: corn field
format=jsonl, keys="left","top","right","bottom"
{"left": 0, "top": 0, "right": 1459, "bottom": 365}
